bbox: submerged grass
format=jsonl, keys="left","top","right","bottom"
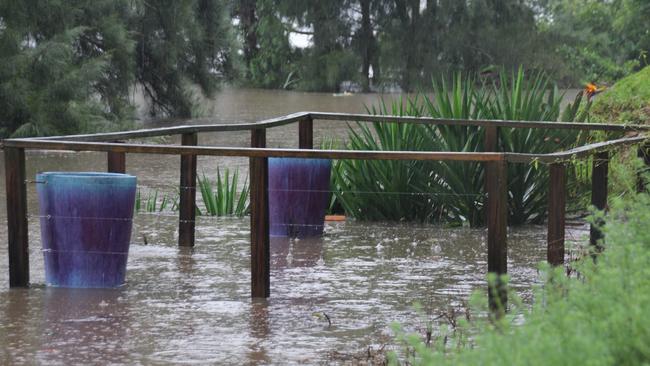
{"left": 135, "top": 189, "right": 178, "bottom": 213}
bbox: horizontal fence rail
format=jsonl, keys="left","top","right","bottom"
{"left": 27, "top": 111, "right": 650, "bottom": 142}
{"left": 3, "top": 135, "right": 646, "bottom": 165}
{"left": 2, "top": 139, "right": 507, "bottom": 161}
{"left": 3, "top": 111, "right": 649, "bottom": 314}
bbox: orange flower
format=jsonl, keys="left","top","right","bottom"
{"left": 585, "top": 82, "right": 606, "bottom": 100}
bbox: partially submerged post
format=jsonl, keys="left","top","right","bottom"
{"left": 547, "top": 163, "right": 567, "bottom": 266}
{"left": 179, "top": 133, "right": 198, "bottom": 247}
{"left": 486, "top": 159, "right": 508, "bottom": 313}
{"left": 250, "top": 128, "right": 270, "bottom": 298}
{"left": 5, "top": 146, "right": 29, "bottom": 287}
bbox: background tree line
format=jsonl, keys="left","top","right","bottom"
{"left": 0, "top": 0, "right": 648, "bottom": 137}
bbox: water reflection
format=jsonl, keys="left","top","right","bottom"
{"left": 271, "top": 237, "right": 324, "bottom": 268}
{"left": 40, "top": 288, "right": 131, "bottom": 364}
{"left": 248, "top": 299, "right": 271, "bottom": 365}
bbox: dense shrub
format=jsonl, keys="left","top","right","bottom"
{"left": 390, "top": 190, "right": 650, "bottom": 365}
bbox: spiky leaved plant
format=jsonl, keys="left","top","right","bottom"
{"left": 198, "top": 168, "right": 250, "bottom": 217}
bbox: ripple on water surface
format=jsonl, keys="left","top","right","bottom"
{"left": 0, "top": 213, "right": 588, "bottom": 365}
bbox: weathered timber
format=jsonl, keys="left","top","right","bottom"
{"left": 486, "top": 159, "right": 508, "bottom": 314}
{"left": 505, "top": 136, "right": 648, "bottom": 163}
{"left": 2, "top": 139, "right": 507, "bottom": 161}
{"left": 590, "top": 152, "right": 609, "bottom": 252}
{"left": 547, "top": 163, "right": 567, "bottom": 266}
{"left": 484, "top": 126, "right": 498, "bottom": 152}
{"left": 299, "top": 116, "right": 314, "bottom": 149}
{"left": 309, "top": 112, "right": 650, "bottom": 132}
{"left": 179, "top": 133, "right": 198, "bottom": 247}
{"left": 35, "top": 112, "right": 310, "bottom": 142}
{"left": 5, "top": 147, "right": 29, "bottom": 287}
{"left": 107, "top": 142, "right": 126, "bottom": 173}
{"left": 31, "top": 112, "right": 649, "bottom": 143}
{"left": 250, "top": 129, "right": 270, "bottom": 298}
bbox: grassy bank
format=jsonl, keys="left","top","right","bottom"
{"left": 590, "top": 66, "right": 650, "bottom": 125}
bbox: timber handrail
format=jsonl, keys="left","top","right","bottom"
{"left": 504, "top": 135, "right": 649, "bottom": 163}
{"left": 1, "top": 138, "right": 505, "bottom": 161}
{"left": 3, "top": 135, "right": 646, "bottom": 164}
{"left": 24, "top": 111, "right": 650, "bottom": 142}
{"left": 307, "top": 112, "right": 650, "bottom": 132}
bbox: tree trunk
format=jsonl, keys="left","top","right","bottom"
{"left": 239, "top": 0, "right": 258, "bottom": 77}
{"left": 360, "top": 0, "right": 372, "bottom": 92}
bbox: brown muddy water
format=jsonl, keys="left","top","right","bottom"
{"left": 0, "top": 88, "right": 586, "bottom": 365}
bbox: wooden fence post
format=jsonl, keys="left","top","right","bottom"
{"left": 484, "top": 126, "right": 498, "bottom": 221}
{"left": 5, "top": 147, "right": 29, "bottom": 287}
{"left": 484, "top": 126, "right": 498, "bottom": 153}
{"left": 299, "top": 115, "right": 313, "bottom": 149}
{"left": 107, "top": 142, "right": 126, "bottom": 173}
{"left": 590, "top": 151, "right": 608, "bottom": 251}
{"left": 250, "top": 128, "right": 270, "bottom": 298}
{"left": 486, "top": 158, "right": 508, "bottom": 314}
{"left": 547, "top": 163, "right": 567, "bottom": 266}
{"left": 179, "top": 133, "right": 197, "bottom": 247}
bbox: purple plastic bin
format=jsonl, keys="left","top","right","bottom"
{"left": 268, "top": 158, "right": 331, "bottom": 237}
{"left": 37, "top": 172, "right": 137, "bottom": 288}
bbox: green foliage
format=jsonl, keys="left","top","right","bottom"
{"left": 0, "top": 1, "right": 135, "bottom": 138}
{"left": 482, "top": 68, "right": 582, "bottom": 224}
{"left": 378, "top": 0, "right": 544, "bottom": 91}
{"left": 0, "top": 0, "right": 236, "bottom": 138}
{"left": 389, "top": 190, "right": 650, "bottom": 365}
{"left": 198, "top": 168, "right": 250, "bottom": 217}
{"left": 135, "top": 189, "right": 178, "bottom": 213}
{"left": 590, "top": 65, "right": 650, "bottom": 124}
{"left": 332, "top": 100, "right": 440, "bottom": 222}
{"left": 298, "top": 49, "right": 360, "bottom": 92}
{"left": 333, "top": 68, "right": 587, "bottom": 226}
{"left": 237, "top": 0, "right": 650, "bottom": 91}
{"left": 134, "top": 0, "right": 236, "bottom": 117}
{"left": 245, "top": 0, "right": 296, "bottom": 89}
{"left": 541, "top": 0, "right": 650, "bottom": 83}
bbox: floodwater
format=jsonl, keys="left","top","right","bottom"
{"left": 0, "top": 88, "right": 586, "bottom": 364}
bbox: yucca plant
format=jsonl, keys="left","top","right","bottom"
{"left": 332, "top": 67, "right": 591, "bottom": 226}
{"left": 331, "top": 98, "right": 444, "bottom": 222}
{"left": 198, "top": 168, "right": 250, "bottom": 217}
{"left": 420, "top": 73, "right": 489, "bottom": 225}
{"left": 481, "top": 67, "right": 582, "bottom": 224}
